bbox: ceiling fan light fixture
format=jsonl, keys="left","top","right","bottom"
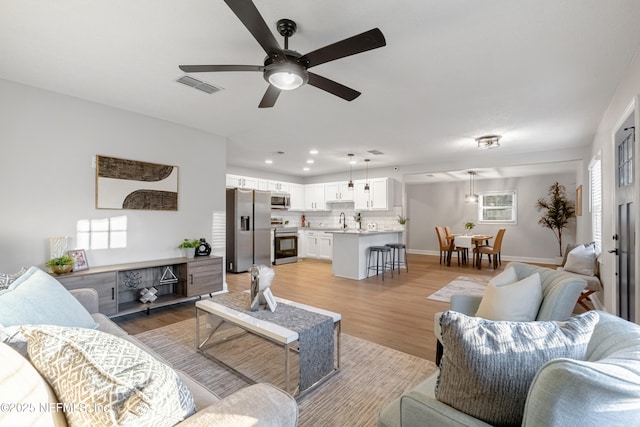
{"left": 264, "top": 62, "right": 308, "bottom": 90}
{"left": 476, "top": 135, "right": 501, "bottom": 149}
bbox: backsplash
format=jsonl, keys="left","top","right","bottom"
{"left": 274, "top": 203, "right": 405, "bottom": 230}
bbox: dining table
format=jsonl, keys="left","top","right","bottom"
{"left": 445, "top": 234, "right": 493, "bottom": 268}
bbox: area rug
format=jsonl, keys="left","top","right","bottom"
{"left": 135, "top": 318, "right": 437, "bottom": 427}
{"left": 427, "top": 275, "right": 489, "bottom": 302}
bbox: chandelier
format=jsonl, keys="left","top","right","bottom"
{"left": 465, "top": 171, "right": 479, "bottom": 203}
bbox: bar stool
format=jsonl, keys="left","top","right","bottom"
{"left": 367, "top": 246, "right": 393, "bottom": 280}
{"left": 386, "top": 243, "right": 408, "bottom": 274}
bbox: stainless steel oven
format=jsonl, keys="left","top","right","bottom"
{"left": 274, "top": 227, "right": 298, "bottom": 265}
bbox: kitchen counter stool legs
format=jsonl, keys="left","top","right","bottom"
{"left": 385, "top": 243, "right": 408, "bottom": 274}
{"left": 367, "top": 246, "right": 393, "bottom": 281}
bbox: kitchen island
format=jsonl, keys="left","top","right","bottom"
{"left": 328, "top": 230, "right": 404, "bottom": 280}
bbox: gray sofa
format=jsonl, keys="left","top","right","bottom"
{"left": 0, "top": 267, "right": 298, "bottom": 427}
{"left": 378, "top": 310, "right": 640, "bottom": 426}
{"left": 377, "top": 262, "right": 640, "bottom": 427}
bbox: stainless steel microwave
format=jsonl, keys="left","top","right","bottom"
{"left": 270, "top": 192, "right": 291, "bottom": 210}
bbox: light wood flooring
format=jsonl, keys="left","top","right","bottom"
{"left": 114, "top": 254, "right": 582, "bottom": 362}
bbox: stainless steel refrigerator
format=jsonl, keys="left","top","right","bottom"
{"left": 226, "top": 188, "right": 271, "bottom": 273}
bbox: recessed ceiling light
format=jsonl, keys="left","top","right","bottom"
{"left": 309, "top": 149, "right": 318, "bottom": 155}
{"left": 306, "top": 159, "right": 314, "bottom": 164}
{"left": 265, "top": 159, "right": 273, "bottom": 164}
{"left": 303, "top": 167, "right": 310, "bottom": 171}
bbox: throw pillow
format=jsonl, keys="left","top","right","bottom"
{"left": 0, "top": 266, "right": 26, "bottom": 290}
{"left": 475, "top": 272, "right": 542, "bottom": 321}
{"left": 564, "top": 242, "right": 597, "bottom": 276}
{"left": 487, "top": 265, "right": 518, "bottom": 287}
{"left": 21, "top": 325, "right": 196, "bottom": 427}
{"left": 436, "top": 311, "right": 599, "bottom": 426}
{"left": 0, "top": 266, "right": 98, "bottom": 328}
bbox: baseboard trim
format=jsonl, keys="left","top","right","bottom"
{"left": 407, "top": 250, "right": 559, "bottom": 266}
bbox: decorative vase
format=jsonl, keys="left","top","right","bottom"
{"left": 184, "top": 247, "right": 196, "bottom": 258}
{"left": 51, "top": 264, "right": 73, "bottom": 274}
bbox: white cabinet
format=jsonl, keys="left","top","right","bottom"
{"left": 318, "top": 233, "right": 333, "bottom": 260}
{"left": 304, "top": 184, "right": 327, "bottom": 211}
{"left": 226, "top": 174, "right": 267, "bottom": 190}
{"left": 325, "top": 181, "right": 354, "bottom": 202}
{"left": 354, "top": 178, "right": 389, "bottom": 210}
{"left": 304, "top": 231, "right": 318, "bottom": 258}
{"left": 303, "top": 230, "right": 332, "bottom": 260}
{"left": 268, "top": 180, "right": 289, "bottom": 193}
{"left": 297, "top": 230, "right": 306, "bottom": 258}
{"left": 289, "top": 183, "right": 305, "bottom": 211}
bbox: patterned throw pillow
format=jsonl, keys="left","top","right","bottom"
{"left": 21, "top": 325, "right": 195, "bottom": 427}
{"left": 436, "top": 311, "right": 599, "bottom": 426}
{"left": 0, "top": 267, "right": 26, "bottom": 290}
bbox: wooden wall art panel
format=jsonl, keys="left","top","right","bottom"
{"left": 96, "top": 155, "right": 178, "bottom": 210}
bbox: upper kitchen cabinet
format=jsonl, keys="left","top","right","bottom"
{"left": 289, "top": 183, "right": 305, "bottom": 211}
{"left": 325, "top": 181, "right": 354, "bottom": 202}
{"left": 304, "top": 183, "right": 327, "bottom": 211}
{"left": 354, "top": 178, "right": 391, "bottom": 210}
{"left": 226, "top": 174, "right": 267, "bottom": 190}
{"left": 268, "top": 180, "right": 289, "bottom": 193}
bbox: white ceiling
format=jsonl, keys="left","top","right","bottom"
{"left": 2, "top": 1, "right": 640, "bottom": 179}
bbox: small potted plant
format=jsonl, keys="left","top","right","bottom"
{"left": 46, "top": 254, "right": 75, "bottom": 274}
{"left": 178, "top": 238, "right": 200, "bottom": 258}
{"left": 464, "top": 221, "right": 475, "bottom": 232}
{"left": 397, "top": 215, "right": 409, "bottom": 225}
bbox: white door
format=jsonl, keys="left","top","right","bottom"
{"left": 613, "top": 114, "right": 636, "bottom": 321}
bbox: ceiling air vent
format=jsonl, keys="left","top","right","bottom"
{"left": 176, "top": 76, "right": 224, "bottom": 95}
{"left": 367, "top": 150, "right": 384, "bottom": 155}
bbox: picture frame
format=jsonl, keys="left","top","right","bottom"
{"left": 67, "top": 249, "right": 89, "bottom": 271}
{"left": 263, "top": 287, "right": 277, "bottom": 312}
{"left": 576, "top": 185, "right": 582, "bottom": 216}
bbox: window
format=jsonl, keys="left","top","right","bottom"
{"left": 478, "top": 191, "right": 517, "bottom": 224}
{"left": 618, "top": 132, "right": 633, "bottom": 187}
{"left": 77, "top": 215, "right": 128, "bottom": 250}
{"left": 589, "top": 157, "right": 602, "bottom": 253}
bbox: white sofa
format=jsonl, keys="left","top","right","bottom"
{"left": 0, "top": 267, "right": 298, "bottom": 427}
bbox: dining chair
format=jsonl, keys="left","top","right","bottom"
{"left": 435, "top": 226, "right": 464, "bottom": 266}
{"left": 444, "top": 226, "right": 468, "bottom": 264}
{"left": 475, "top": 228, "right": 506, "bottom": 269}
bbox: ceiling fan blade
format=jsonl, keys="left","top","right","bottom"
{"left": 179, "top": 65, "right": 264, "bottom": 73}
{"left": 224, "top": 0, "right": 282, "bottom": 55}
{"left": 300, "top": 28, "right": 386, "bottom": 69}
{"left": 258, "top": 85, "right": 281, "bottom": 108}
{"left": 307, "top": 72, "right": 361, "bottom": 101}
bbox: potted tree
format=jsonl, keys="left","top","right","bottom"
{"left": 46, "top": 254, "right": 75, "bottom": 274}
{"left": 536, "top": 182, "right": 576, "bottom": 260}
{"left": 178, "top": 238, "right": 199, "bottom": 258}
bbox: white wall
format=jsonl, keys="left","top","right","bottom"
{"left": 0, "top": 79, "right": 227, "bottom": 271}
{"left": 405, "top": 173, "right": 576, "bottom": 262}
{"left": 589, "top": 46, "right": 640, "bottom": 316}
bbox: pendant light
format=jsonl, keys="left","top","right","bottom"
{"left": 364, "top": 159, "right": 371, "bottom": 192}
{"left": 347, "top": 154, "right": 355, "bottom": 190}
{"left": 465, "top": 171, "right": 479, "bottom": 203}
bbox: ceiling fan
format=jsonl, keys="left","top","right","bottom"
{"left": 179, "top": 0, "right": 386, "bottom": 108}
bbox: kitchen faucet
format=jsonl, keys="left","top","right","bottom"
{"left": 339, "top": 212, "right": 347, "bottom": 229}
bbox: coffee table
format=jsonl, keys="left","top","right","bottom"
{"left": 195, "top": 294, "right": 341, "bottom": 397}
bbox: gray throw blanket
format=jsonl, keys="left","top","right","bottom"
{"left": 212, "top": 292, "right": 335, "bottom": 391}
